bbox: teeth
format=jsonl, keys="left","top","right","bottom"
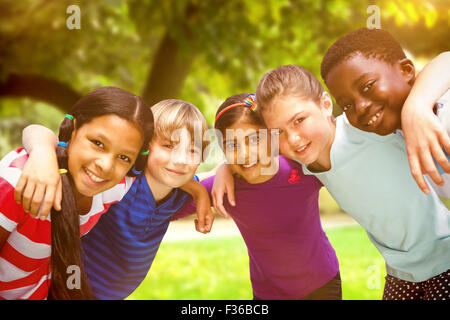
{"left": 296, "top": 144, "right": 308, "bottom": 152}
{"left": 85, "top": 168, "right": 105, "bottom": 183}
{"left": 243, "top": 162, "right": 257, "bottom": 168}
{"left": 368, "top": 112, "right": 381, "bottom": 126}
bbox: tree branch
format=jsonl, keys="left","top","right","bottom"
{"left": 0, "top": 73, "right": 82, "bottom": 112}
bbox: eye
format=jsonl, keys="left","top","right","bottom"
{"left": 190, "top": 148, "right": 201, "bottom": 155}
{"left": 342, "top": 103, "right": 352, "bottom": 112}
{"left": 249, "top": 136, "right": 259, "bottom": 144}
{"left": 271, "top": 129, "right": 281, "bottom": 136}
{"left": 163, "top": 144, "right": 174, "bottom": 149}
{"left": 118, "top": 154, "right": 131, "bottom": 163}
{"left": 91, "top": 139, "right": 104, "bottom": 148}
{"left": 294, "top": 118, "right": 304, "bottom": 125}
{"left": 226, "top": 142, "right": 237, "bottom": 150}
{"left": 362, "top": 81, "right": 375, "bottom": 93}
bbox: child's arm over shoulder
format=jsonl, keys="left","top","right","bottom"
{"left": 401, "top": 51, "right": 450, "bottom": 194}
{"left": 211, "top": 163, "right": 235, "bottom": 218}
{"left": 16, "top": 124, "right": 61, "bottom": 220}
{"left": 179, "top": 179, "right": 214, "bottom": 234}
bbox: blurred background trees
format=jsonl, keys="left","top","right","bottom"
{"left": 0, "top": 0, "right": 449, "bottom": 157}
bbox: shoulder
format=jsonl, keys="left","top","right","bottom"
{"left": 277, "top": 156, "right": 322, "bottom": 187}
{"left": 100, "top": 175, "right": 136, "bottom": 204}
{"left": 0, "top": 148, "right": 29, "bottom": 189}
{"left": 0, "top": 148, "right": 28, "bottom": 171}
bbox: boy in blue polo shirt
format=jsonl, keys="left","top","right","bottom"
{"left": 17, "top": 99, "right": 214, "bottom": 299}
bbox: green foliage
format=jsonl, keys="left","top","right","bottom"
{"left": 127, "top": 225, "right": 385, "bottom": 300}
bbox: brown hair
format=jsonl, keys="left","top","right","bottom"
{"left": 214, "top": 93, "right": 264, "bottom": 143}
{"left": 151, "top": 99, "right": 209, "bottom": 160}
{"left": 256, "top": 65, "right": 325, "bottom": 114}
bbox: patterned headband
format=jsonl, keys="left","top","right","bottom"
{"left": 214, "top": 94, "right": 257, "bottom": 126}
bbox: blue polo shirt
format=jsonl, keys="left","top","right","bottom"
{"left": 81, "top": 172, "right": 190, "bottom": 300}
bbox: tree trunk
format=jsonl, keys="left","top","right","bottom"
{"left": 142, "top": 31, "right": 195, "bottom": 106}
{"left": 0, "top": 73, "right": 81, "bottom": 112}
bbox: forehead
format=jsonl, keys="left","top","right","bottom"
{"left": 326, "top": 53, "right": 394, "bottom": 87}
{"left": 78, "top": 114, "right": 143, "bottom": 155}
{"left": 261, "top": 96, "right": 317, "bottom": 128}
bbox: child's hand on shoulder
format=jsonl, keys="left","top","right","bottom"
{"left": 211, "top": 163, "right": 235, "bottom": 218}
{"left": 402, "top": 100, "right": 450, "bottom": 194}
{"left": 14, "top": 144, "right": 62, "bottom": 220}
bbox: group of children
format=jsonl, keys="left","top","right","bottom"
{"left": 0, "top": 28, "right": 449, "bottom": 300}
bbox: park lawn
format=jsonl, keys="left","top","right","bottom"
{"left": 127, "top": 225, "right": 386, "bottom": 300}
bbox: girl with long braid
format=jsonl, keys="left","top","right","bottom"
{"left": 0, "top": 86, "right": 153, "bottom": 299}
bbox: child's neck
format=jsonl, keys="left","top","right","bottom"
{"left": 74, "top": 192, "right": 93, "bottom": 216}
{"left": 144, "top": 169, "right": 175, "bottom": 206}
{"left": 307, "top": 117, "right": 336, "bottom": 173}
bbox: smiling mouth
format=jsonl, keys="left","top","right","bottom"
{"left": 366, "top": 109, "right": 383, "bottom": 127}
{"left": 295, "top": 142, "right": 310, "bottom": 154}
{"left": 84, "top": 167, "right": 106, "bottom": 183}
{"left": 165, "top": 168, "right": 186, "bottom": 175}
{"left": 241, "top": 161, "right": 258, "bottom": 170}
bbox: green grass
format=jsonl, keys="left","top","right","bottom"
{"left": 127, "top": 225, "right": 386, "bottom": 300}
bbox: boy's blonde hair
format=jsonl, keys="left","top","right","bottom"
{"left": 256, "top": 65, "right": 325, "bottom": 113}
{"left": 151, "top": 99, "right": 210, "bottom": 159}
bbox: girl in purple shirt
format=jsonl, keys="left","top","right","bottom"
{"left": 174, "top": 93, "right": 340, "bottom": 300}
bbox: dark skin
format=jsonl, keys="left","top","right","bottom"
{"left": 325, "top": 52, "right": 415, "bottom": 136}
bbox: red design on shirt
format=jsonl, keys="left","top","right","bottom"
{"left": 288, "top": 169, "right": 301, "bottom": 184}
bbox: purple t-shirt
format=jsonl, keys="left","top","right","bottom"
{"left": 175, "top": 156, "right": 339, "bottom": 299}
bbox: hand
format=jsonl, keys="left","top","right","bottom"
{"left": 193, "top": 190, "right": 214, "bottom": 234}
{"left": 14, "top": 145, "right": 62, "bottom": 220}
{"left": 401, "top": 102, "right": 450, "bottom": 194}
{"left": 211, "top": 164, "right": 235, "bottom": 218}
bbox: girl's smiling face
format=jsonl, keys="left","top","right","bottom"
{"left": 223, "top": 120, "right": 276, "bottom": 184}
{"left": 261, "top": 93, "right": 334, "bottom": 170}
{"left": 67, "top": 114, "right": 143, "bottom": 198}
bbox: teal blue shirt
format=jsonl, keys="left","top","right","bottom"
{"left": 302, "top": 114, "right": 450, "bottom": 282}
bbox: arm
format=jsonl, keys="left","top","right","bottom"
{"left": 401, "top": 51, "right": 450, "bottom": 194}
{"left": 16, "top": 125, "right": 61, "bottom": 220}
{"left": 211, "top": 163, "right": 235, "bottom": 218}
{"left": 179, "top": 179, "right": 214, "bottom": 234}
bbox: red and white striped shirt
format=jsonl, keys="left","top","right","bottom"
{"left": 0, "top": 148, "right": 134, "bottom": 299}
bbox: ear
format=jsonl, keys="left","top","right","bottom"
{"left": 398, "top": 58, "right": 415, "bottom": 85}
{"left": 320, "top": 91, "right": 334, "bottom": 116}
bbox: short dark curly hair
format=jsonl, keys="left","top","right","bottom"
{"left": 321, "top": 28, "right": 407, "bottom": 83}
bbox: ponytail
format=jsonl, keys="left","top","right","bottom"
{"left": 48, "top": 118, "right": 94, "bottom": 300}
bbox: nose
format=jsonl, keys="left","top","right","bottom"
{"left": 94, "top": 154, "right": 114, "bottom": 174}
{"left": 287, "top": 129, "right": 301, "bottom": 147}
{"left": 355, "top": 97, "right": 371, "bottom": 117}
{"left": 236, "top": 143, "right": 248, "bottom": 165}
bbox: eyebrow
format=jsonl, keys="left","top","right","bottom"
{"left": 96, "top": 132, "right": 139, "bottom": 156}
{"left": 287, "top": 111, "right": 306, "bottom": 125}
{"left": 335, "top": 73, "right": 373, "bottom": 103}
{"left": 224, "top": 132, "right": 259, "bottom": 143}
{"left": 353, "top": 72, "right": 372, "bottom": 87}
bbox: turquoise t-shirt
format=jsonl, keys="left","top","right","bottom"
{"left": 302, "top": 114, "right": 450, "bottom": 282}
